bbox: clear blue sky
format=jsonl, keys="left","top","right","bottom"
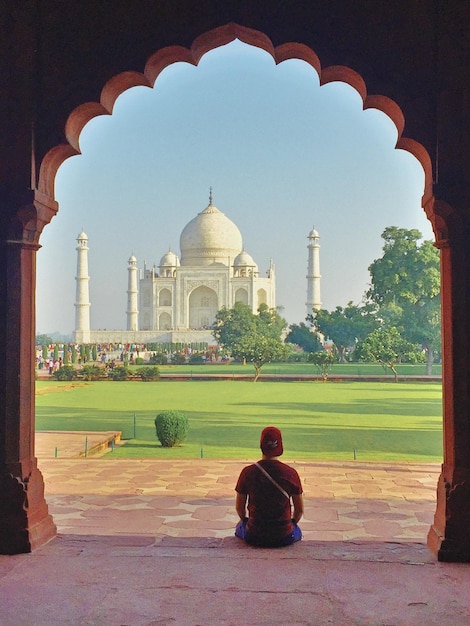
{"left": 36, "top": 40, "right": 434, "bottom": 336}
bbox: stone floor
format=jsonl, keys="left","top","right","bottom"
{"left": 35, "top": 430, "right": 439, "bottom": 543}
{"left": 41, "top": 457, "right": 439, "bottom": 543}
{"left": 1, "top": 432, "right": 470, "bottom": 625}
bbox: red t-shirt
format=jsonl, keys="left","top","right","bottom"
{"left": 235, "top": 459, "right": 303, "bottom": 546}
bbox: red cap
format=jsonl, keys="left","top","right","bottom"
{"left": 260, "top": 426, "right": 283, "bottom": 457}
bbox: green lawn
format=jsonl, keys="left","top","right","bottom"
{"left": 151, "top": 362, "right": 442, "bottom": 377}
{"left": 36, "top": 379, "right": 443, "bottom": 462}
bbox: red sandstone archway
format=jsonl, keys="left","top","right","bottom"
{"left": 29, "top": 24, "right": 457, "bottom": 560}
{"left": 38, "top": 23, "right": 436, "bottom": 224}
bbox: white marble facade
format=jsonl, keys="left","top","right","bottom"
{"left": 74, "top": 194, "right": 275, "bottom": 344}
{"left": 139, "top": 195, "right": 275, "bottom": 333}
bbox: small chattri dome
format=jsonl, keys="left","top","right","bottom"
{"left": 77, "top": 231, "right": 88, "bottom": 240}
{"left": 308, "top": 226, "right": 320, "bottom": 238}
{"left": 159, "top": 250, "right": 180, "bottom": 267}
{"left": 128, "top": 254, "right": 137, "bottom": 264}
{"left": 234, "top": 250, "right": 258, "bottom": 271}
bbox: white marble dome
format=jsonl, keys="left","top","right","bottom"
{"left": 180, "top": 200, "right": 243, "bottom": 266}
{"left": 159, "top": 250, "right": 180, "bottom": 267}
{"left": 234, "top": 250, "right": 258, "bottom": 272}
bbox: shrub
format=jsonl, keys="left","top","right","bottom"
{"left": 80, "top": 364, "right": 104, "bottom": 381}
{"left": 149, "top": 352, "right": 168, "bottom": 365}
{"left": 53, "top": 365, "right": 76, "bottom": 381}
{"left": 135, "top": 357, "right": 144, "bottom": 365}
{"left": 135, "top": 366, "right": 160, "bottom": 381}
{"left": 154, "top": 410, "right": 189, "bottom": 447}
{"left": 107, "top": 366, "right": 130, "bottom": 381}
{"left": 188, "top": 353, "right": 205, "bottom": 364}
{"left": 170, "top": 352, "right": 186, "bottom": 365}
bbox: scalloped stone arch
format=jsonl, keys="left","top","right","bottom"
{"left": 38, "top": 22, "right": 434, "bottom": 214}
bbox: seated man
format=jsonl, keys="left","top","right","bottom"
{"left": 235, "top": 426, "right": 303, "bottom": 547}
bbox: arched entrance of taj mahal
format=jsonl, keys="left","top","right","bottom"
{"left": 2, "top": 5, "right": 470, "bottom": 562}
{"left": 189, "top": 286, "right": 219, "bottom": 330}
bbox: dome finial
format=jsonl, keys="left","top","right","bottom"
{"left": 209, "top": 187, "right": 213, "bottom": 205}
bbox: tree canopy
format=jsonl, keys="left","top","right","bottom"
{"left": 356, "top": 326, "right": 423, "bottom": 381}
{"left": 36, "top": 334, "right": 54, "bottom": 347}
{"left": 307, "top": 349, "right": 335, "bottom": 381}
{"left": 367, "top": 227, "right": 441, "bottom": 374}
{"left": 285, "top": 322, "right": 322, "bottom": 353}
{"left": 212, "top": 302, "right": 288, "bottom": 381}
{"left": 307, "top": 302, "right": 377, "bottom": 362}
{"left": 212, "top": 301, "right": 257, "bottom": 348}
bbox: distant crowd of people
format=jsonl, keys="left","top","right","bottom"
{"left": 35, "top": 341, "right": 229, "bottom": 374}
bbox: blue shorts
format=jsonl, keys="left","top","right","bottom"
{"left": 235, "top": 518, "right": 302, "bottom": 547}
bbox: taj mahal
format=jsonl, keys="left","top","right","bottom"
{"left": 73, "top": 192, "right": 321, "bottom": 345}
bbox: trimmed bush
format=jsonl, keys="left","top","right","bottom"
{"left": 136, "top": 366, "right": 160, "bottom": 381}
{"left": 80, "top": 364, "right": 104, "bottom": 381}
{"left": 170, "top": 352, "right": 186, "bottom": 365}
{"left": 188, "top": 354, "right": 205, "bottom": 364}
{"left": 149, "top": 352, "right": 168, "bottom": 365}
{"left": 154, "top": 410, "right": 189, "bottom": 447}
{"left": 53, "top": 365, "right": 76, "bottom": 381}
{"left": 108, "top": 366, "right": 130, "bottom": 381}
{"left": 135, "top": 357, "right": 144, "bottom": 365}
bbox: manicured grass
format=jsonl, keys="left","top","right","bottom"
{"left": 150, "top": 362, "right": 442, "bottom": 377}
{"left": 35, "top": 379, "right": 443, "bottom": 462}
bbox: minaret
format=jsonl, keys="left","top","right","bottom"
{"left": 74, "top": 231, "right": 91, "bottom": 343}
{"left": 306, "top": 226, "right": 321, "bottom": 315}
{"left": 127, "top": 255, "right": 139, "bottom": 331}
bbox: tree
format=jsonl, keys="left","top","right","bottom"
{"left": 256, "top": 303, "right": 287, "bottom": 338}
{"left": 308, "top": 302, "right": 377, "bottom": 362}
{"left": 36, "top": 334, "right": 53, "bottom": 347}
{"left": 285, "top": 322, "right": 322, "bottom": 353}
{"left": 212, "top": 301, "right": 258, "bottom": 348}
{"left": 357, "top": 326, "right": 422, "bottom": 382}
{"left": 307, "top": 350, "right": 335, "bottom": 381}
{"left": 367, "top": 227, "right": 441, "bottom": 375}
{"left": 212, "top": 302, "right": 288, "bottom": 381}
{"left": 235, "top": 332, "right": 288, "bottom": 382}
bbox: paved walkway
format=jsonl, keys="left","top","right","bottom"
{"left": 35, "top": 430, "right": 439, "bottom": 543}
{"left": 2, "top": 432, "right": 470, "bottom": 625}
{"left": 40, "top": 457, "right": 438, "bottom": 543}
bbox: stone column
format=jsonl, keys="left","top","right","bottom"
{"left": 0, "top": 191, "right": 56, "bottom": 554}
{"left": 427, "top": 200, "right": 470, "bottom": 562}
